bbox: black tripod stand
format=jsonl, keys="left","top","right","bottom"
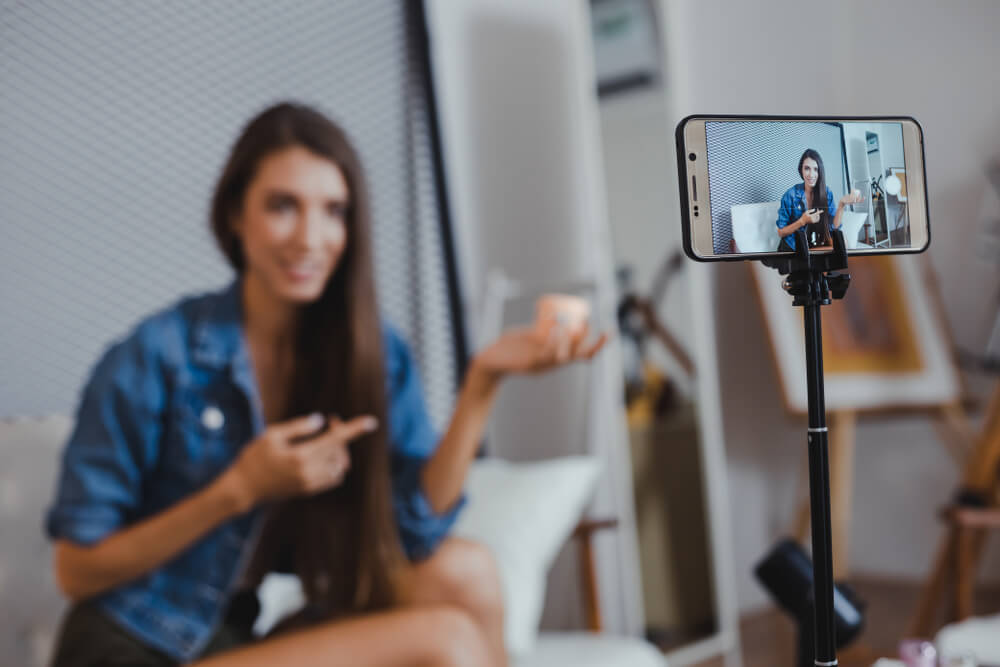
{"left": 761, "top": 227, "right": 852, "bottom": 666}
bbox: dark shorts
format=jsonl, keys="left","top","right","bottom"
{"left": 50, "top": 594, "right": 258, "bottom": 667}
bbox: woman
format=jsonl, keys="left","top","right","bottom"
{"left": 775, "top": 148, "right": 860, "bottom": 251}
{"left": 46, "top": 103, "right": 606, "bottom": 667}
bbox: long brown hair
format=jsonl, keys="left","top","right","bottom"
{"left": 210, "top": 102, "right": 404, "bottom": 618}
{"left": 798, "top": 148, "right": 828, "bottom": 211}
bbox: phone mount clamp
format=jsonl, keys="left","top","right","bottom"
{"left": 761, "top": 227, "right": 851, "bottom": 666}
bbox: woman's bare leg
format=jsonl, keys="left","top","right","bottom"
{"left": 191, "top": 604, "right": 490, "bottom": 667}
{"left": 400, "top": 538, "right": 507, "bottom": 667}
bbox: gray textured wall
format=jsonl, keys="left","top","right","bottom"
{"left": 0, "top": 1, "right": 457, "bottom": 426}
{"left": 705, "top": 121, "right": 846, "bottom": 253}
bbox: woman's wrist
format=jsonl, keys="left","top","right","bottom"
{"left": 211, "top": 467, "right": 257, "bottom": 517}
{"left": 466, "top": 354, "right": 503, "bottom": 399}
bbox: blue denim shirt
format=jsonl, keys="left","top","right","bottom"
{"left": 776, "top": 183, "right": 837, "bottom": 250}
{"left": 45, "top": 280, "right": 463, "bottom": 661}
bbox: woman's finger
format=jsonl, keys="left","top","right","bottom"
{"left": 569, "top": 322, "right": 591, "bottom": 357}
{"left": 330, "top": 414, "right": 379, "bottom": 443}
{"left": 275, "top": 413, "right": 328, "bottom": 443}
{"left": 580, "top": 332, "right": 609, "bottom": 359}
{"left": 297, "top": 415, "right": 376, "bottom": 461}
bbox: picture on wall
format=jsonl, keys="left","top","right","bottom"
{"left": 750, "top": 255, "right": 961, "bottom": 413}
{"left": 590, "top": 0, "right": 661, "bottom": 96}
{"left": 821, "top": 257, "right": 923, "bottom": 375}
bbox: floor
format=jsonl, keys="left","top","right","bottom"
{"left": 689, "top": 576, "right": 1000, "bottom": 667}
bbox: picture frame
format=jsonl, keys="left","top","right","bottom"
{"left": 750, "top": 254, "right": 961, "bottom": 414}
{"left": 590, "top": 0, "right": 661, "bottom": 97}
{"left": 889, "top": 167, "right": 908, "bottom": 202}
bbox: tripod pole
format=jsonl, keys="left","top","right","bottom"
{"left": 804, "top": 299, "right": 837, "bottom": 665}
{"left": 765, "top": 228, "right": 851, "bottom": 665}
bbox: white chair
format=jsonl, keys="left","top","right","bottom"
{"left": 730, "top": 202, "right": 870, "bottom": 253}
{"left": 839, "top": 211, "right": 869, "bottom": 249}
{"left": 731, "top": 202, "right": 781, "bottom": 253}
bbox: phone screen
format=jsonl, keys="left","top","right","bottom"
{"left": 679, "top": 117, "right": 928, "bottom": 260}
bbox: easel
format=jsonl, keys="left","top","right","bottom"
{"left": 784, "top": 254, "right": 976, "bottom": 579}
{"left": 908, "top": 382, "right": 1000, "bottom": 636}
{"left": 790, "top": 400, "right": 976, "bottom": 579}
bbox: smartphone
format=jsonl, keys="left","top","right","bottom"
{"left": 676, "top": 115, "right": 930, "bottom": 261}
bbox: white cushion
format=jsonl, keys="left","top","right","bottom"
{"left": 515, "top": 632, "right": 666, "bottom": 667}
{"left": 839, "top": 211, "right": 868, "bottom": 249}
{"left": 0, "top": 416, "right": 73, "bottom": 667}
{"left": 935, "top": 613, "right": 1000, "bottom": 664}
{"left": 731, "top": 201, "right": 780, "bottom": 253}
{"left": 731, "top": 202, "right": 869, "bottom": 252}
{"left": 452, "top": 457, "right": 601, "bottom": 657}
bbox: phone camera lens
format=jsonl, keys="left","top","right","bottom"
{"left": 688, "top": 153, "right": 696, "bottom": 161}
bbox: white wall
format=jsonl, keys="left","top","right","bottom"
{"left": 600, "top": 92, "right": 696, "bottom": 392}
{"left": 602, "top": 0, "right": 1000, "bottom": 613}
{"left": 425, "top": 0, "right": 645, "bottom": 637}
{"left": 842, "top": 123, "right": 869, "bottom": 188}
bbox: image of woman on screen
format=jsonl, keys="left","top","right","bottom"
{"left": 775, "top": 148, "right": 860, "bottom": 251}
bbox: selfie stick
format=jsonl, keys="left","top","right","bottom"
{"left": 762, "top": 228, "right": 850, "bottom": 666}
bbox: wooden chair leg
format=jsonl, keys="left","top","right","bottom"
{"left": 572, "top": 518, "right": 618, "bottom": 633}
{"left": 579, "top": 530, "right": 602, "bottom": 632}
{"left": 955, "top": 526, "right": 977, "bottom": 621}
{"left": 908, "top": 528, "right": 957, "bottom": 637}
{"left": 963, "top": 384, "right": 1000, "bottom": 493}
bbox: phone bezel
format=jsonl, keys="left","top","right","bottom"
{"left": 676, "top": 114, "right": 931, "bottom": 262}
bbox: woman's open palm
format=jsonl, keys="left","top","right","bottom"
{"left": 476, "top": 322, "right": 608, "bottom": 378}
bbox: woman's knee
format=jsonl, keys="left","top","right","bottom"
{"left": 421, "top": 539, "right": 504, "bottom": 617}
{"left": 421, "top": 605, "right": 491, "bottom": 667}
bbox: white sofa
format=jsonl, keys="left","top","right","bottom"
{"left": 0, "top": 417, "right": 665, "bottom": 667}
{"left": 730, "top": 201, "right": 869, "bottom": 253}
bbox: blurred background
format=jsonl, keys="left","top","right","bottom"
{"left": 2, "top": 1, "right": 1000, "bottom": 666}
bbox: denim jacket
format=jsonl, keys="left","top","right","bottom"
{"left": 45, "top": 280, "right": 463, "bottom": 661}
{"left": 775, "top": 183, "right": 837, "bottom": 250}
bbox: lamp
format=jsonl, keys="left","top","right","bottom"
{"left": 755, "top": 539, "right": 866, "bottom": 666}
{"left": 885, "top": 173, "right": 903, "bottom": 197}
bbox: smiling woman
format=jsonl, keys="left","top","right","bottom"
{"left": 775, "top": 148, "right": 862, "bottom": 251}
{"left": 45, "top": 103, "right": 607, "bottom": 667}
{"left": 233, "top": 147, "right": 350, "bottom": 305}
